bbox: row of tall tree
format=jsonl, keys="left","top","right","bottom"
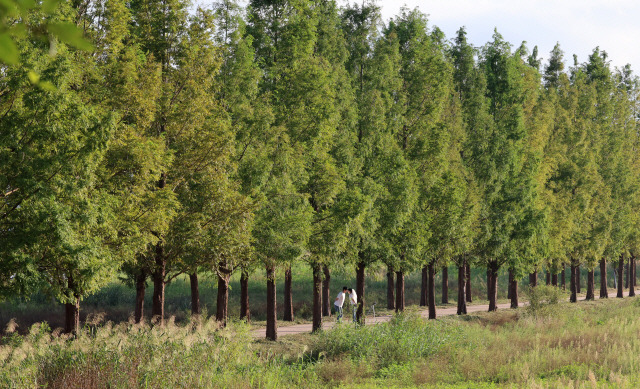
{"left": 2, "top": 0, "right": 640, "bottom": 340}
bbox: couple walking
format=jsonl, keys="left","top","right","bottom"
{"left": 333, "top": 286, "right": 358, "bottom": 323}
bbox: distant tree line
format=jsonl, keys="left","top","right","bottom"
{"left": 2, "top": 0, "right": 640, "bottom": 340}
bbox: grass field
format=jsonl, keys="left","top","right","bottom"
{"left": 0, "top": 262, "right": 622, "bottom": 332}
{"left": 2, "top": 287, "right": 640, "bottom": 388}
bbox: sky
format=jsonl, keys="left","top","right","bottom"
{"left": 364, "top": 0, "right": 640, "bottom": 70}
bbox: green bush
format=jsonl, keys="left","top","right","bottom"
{"left": 524, "top": 285, "right": 567, "bottom": 317}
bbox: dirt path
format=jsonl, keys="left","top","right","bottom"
{"left": 252, "top": 290, "right": 626, "bottom": 338}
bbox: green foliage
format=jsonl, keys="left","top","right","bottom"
{"left": 523, "top": 285, "right": 566, "bottom": 317}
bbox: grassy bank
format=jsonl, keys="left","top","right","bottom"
{"left": 3, "top": 293, "right": 640, "bottom": 387}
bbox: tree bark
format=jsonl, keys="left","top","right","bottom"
{"left": 151, "top": 244, "right": 166, "bottom": 326}
{"left": 488, "top": 261, "right": 499, "bottom": 311}
{"left": 546, "top": 271, "right": 551, "bottom": 285}
{"left": 585, "top": 269, "right": 595, "bottom": 300}
{"left": 240, "top": 270, "right": 250, "bottom": 321}
{"left": 617, "top": 255, "right": 624, "bottom": 298}
{"left": 387, "top": 267, "right": 395, "bottom": 310}
{"left": 428, "top": 262, "right": 436, "bottom": 319}
{"left": 190, "top": 272, "right": 200, "bottom": 316}
{"left": 322, "top": 265, "right": 331, "bottom": 317}
{"left": 529, "top": 270, "right": 537, "bottom": 287}
{"left": 507, "top": 269, "right": 514, "bottom": 299}
{"left": 420, "top": 266, "right": 428, "bottom": 306}
{"left": 312, "top": 264, "right": 322, "bottom": 332}
{"left": 630, "top": 255, "right": 636, "bottom": 297}
{"left": 599, "top": 258, "right": 608, "bottom": 298}
{"left": 134, "top": 271, "right": 146, "bottom": 324}
{"left": 625, "top": 262, "right": 630, "bottom": 289}
{"left": 465, "top": 262, "right": 472, "bottom": 303}
{"left": 265, "top": 265, "right": 277, "bottom": 340}
{"left": 65, "top": 275, "right": 80, "bottom": 334}
{"left": 576, "top": 265, "right": 581, "bottom": 293}
{"left": 441, "top": 266, "right": 449, "bottom": 304}
{"left": 283, "top": 266, "right": 293, "bottom": 321}
{"left": 552, "top": 271, "right": 558, "bottom": 286}
{"left": 561, "top": 264, "right": 566, "bottom": 290}
{"left": 356, "top": 260, "right": 365, "bottom": 324}
{"left": 216, "top": 266, "right": 231, "bottom": 325}
{"left": 395, "top": 271, "right": 405, "bottom": 312}
{"left": 509, "top": 271, "right": 518, "bottom": 309}
{"left": 457, "top": 262, "right": 467, "bottom": 315}
{"left": 570, "top": 264, "right": 577, "bottom": 303}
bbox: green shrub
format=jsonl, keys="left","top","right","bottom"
{"left": 524, "top": 285, "right": 566, "bottom": 317}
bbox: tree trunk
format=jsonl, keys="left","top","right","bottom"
{"left": 625, "top": 262, "right": 630, "bottom": 289}
{"left": 65, "top": 275, "right": 80, "bottom": 334}
{"left": 312, "top": 264, "right": 322, "bottom": 332}
{"left": 629, "top": 255, "right": 636, "bottom": 297}
{"left": 356, "top": 260, "right": 365, "bottom": 324}
{"left": 457, "top": 262, "right": 467, "bottom": 315}
{"left": 441, "top": 266, "right": 449, "bottom": 304}
{"left": 488, "top": 261, "right": 499, "bottom": 311}
{"left": 509, "top": 271, "right": 518, "bottom": 309}
{"left": 322, "top": 265, "right": 331, "bottom": 317}
{"left": 216, "top": 267, "right": 230, "bottom": 325}
{"left": 134, "top": 271, "right": 145, "bottom": 324}
{"left": 465, "top": 262, "right": 472, "bottom": 303}
{"left": 240, "top": 271, "right": 250, "bottom": 321}
{"left": 552, "top": 271, "right": 558, "bottom": 286}
{"left": 265, "top": 265, "right": 277, "bottom": 341}
{"left": 585, "top": 269, "right": 595, "bottom": 300}
{"left": 570, "top": 264, "right": 577, "bottom": 303}
{"left": 599, "top": 258, "right": 608, "bottom": 298}
{"left": 395, "top": 271, "right": 405, "bottom": 312}
{"left": 561, "top": 264, "right": 566, "bottom": 290}
{"left": 387, "top": 267, "right": 395, "bottom": 310}
{"left": 420, "top": 266, "right": 428, "bottom": 306}
{"left": 576, "top": 266, "right": 581, "bottom": 293}
{"left": 617, "top": 255, "right": 624, "bottom": 298}
{"left": 546, "top": 271, "right": 551, "bottom": 285}
{"left": 486, "top": 268, "right": 491, "bottom": 301}
{"left": 283, "top": 266, "right": 293, "bottom": 321}
{"left": 190, "top": 272, "right": 200, "bottom": 316}
{"left": 151, "top": 244, "right": 166, "bottom": 326}
{"left": 428, "top": 262, "right": 436, "bottom": 319}
{"left": 529, "top": 270, "right": 537, "bottom": 287}
{"left": 507, "top": 269, "right": 514, "bottom": 299}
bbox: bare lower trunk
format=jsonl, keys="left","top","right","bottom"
{"left": 465, "top": 262, "right": 472, "bottom": 303}
{"left": 356, "top": 261, "right": 365, "bottom": 324}
{"left": 151, "top": 244, "right": 166, "bottom": 326}
{"left": 576, "top": 266, "right": 581, "bottom": 293}
{"left": 395, "top": 271, "right": 405, "bottom": 312}
{"left": 625, "top": 262, "right": 630, "bottom": 289}
{"left": 420, "top": 266, "right": 428, "bottom": 306}
{"left": 457, "top": 262, "right": 467, "bottom": 315}
{"left": 570, "top": 264, "right": 577, "bottom": 303}
{"left": 546, "top": 271, "right": 551, "bottom": 285}
{"left": 585, "top": 270, "right": 594, "bottom": 300}
{"left": 65, "top": 275, "right": 80, "bottom": 334}
{"left": 266, "top": 265, "right": 277, "bottom": 341}
{"left": 617, "top": 255, "right": 624, "bottom": 298}
{"left": 134, "top": 271, "right": 146, "bottom": 324}
{"left": 509, "top": 272, "right": 518, "bottom": 309}
{"left": 387, "top": 267, "right": 395, "bottom": 310}
{"left": 561, "top": 264, "right": 566, "bottom": 290}
{"left": 630, "top": 255, "right": 636, "bottom": 297}
{"left": 441, "top": 266, "right": 449, "bottom": 304}
{"left": 190, "top": 272, "right": 200, "bottom": 316}
{"left": 312, "top": 264, "right": 322, "bottom": 332}
{"left": 428, "top": 263, "right": 436, "bottom": 319}
{"left": 552, "top": 271, "right": 558, "bottom": 286}
{"left": 283, "top": 266, "right": 293, "bottom": 321}
{"left": 322, "top": 265, "right": 331, "bottom": 316}
{"left": 507, "top": 269, "right": 514, "bottom": 299}
{"left": 488, "top": 261, "right": 498, "bottom": 311}
{"left": 486, "top": 268, "right": 491, "bottom": 301}
{"left": 600, "top": 258, "right": 608, "bottom": 298}
{"left": 240, "top": 271, "right": 250, "bottom": 321}
{"left": 216, "top": 268, "right": 230, "bottom": 325}
{"left": 529, "top": 270, "right": 537, "bottom": 287}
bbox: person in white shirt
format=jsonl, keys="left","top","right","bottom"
{"left": 334, "top": 286, "right": 348, "bottom": 322}
{"left": 347, "top": 288, "right": 358, "bottom": 323}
